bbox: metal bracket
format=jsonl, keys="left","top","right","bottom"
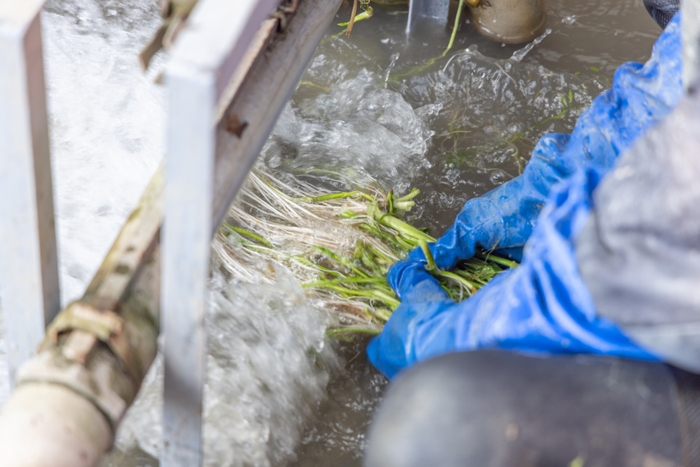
{"left": 406, "top": 0, "right": 450, "bottom": 34}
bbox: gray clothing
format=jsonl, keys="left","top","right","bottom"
{"left": 575, "top": 89, "right": 700, "bottom": 372}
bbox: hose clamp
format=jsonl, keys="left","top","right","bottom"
{"left": 40, "top": 301, "right": 140, "bottom": 389}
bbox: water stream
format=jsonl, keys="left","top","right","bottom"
{"left": 0, "top": 0, "right": 663, "bottom": 465}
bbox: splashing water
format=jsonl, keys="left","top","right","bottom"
{"left": 265, "top": 70, "right": 433, "bottom": 194}
{"left": 42, "top": 0, "right": 165, "bottom": 302}
{"left": 287, "top": 38, "right": 595, "bottom": 235}
{"left": 510, "top": 28, "right": 553, "bottom": 63}
{"left": 105, "top": 268, "right": 338, "bottom": 467}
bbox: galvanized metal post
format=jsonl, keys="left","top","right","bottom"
{"left": 406, "top": 0, "right": 450, "bottom": 35}
{"left": 162, "top": 0, "right": 280, "bottom": 465}
{"left": 683, "top": 0, "right": 700, "bottom": 91}
{"left": 0, "top": 0, "right": 60, "bottom": 387}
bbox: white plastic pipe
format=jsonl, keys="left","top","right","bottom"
{"left": 0, "top": 384, "right": 112, "bottom": 467}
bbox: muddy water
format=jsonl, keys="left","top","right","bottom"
{"left": 283, "top": 0, "right": 661, "bottom": 236}
{"left": 284, "top": 2, "right": 662, "bottom": 466}
{"left": 0, "top": 0, "right": 665, "bottom": 466}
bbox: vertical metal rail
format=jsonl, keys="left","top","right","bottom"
{"left": 162, "top": 0, "right": 280, "bottom": 465}
{"left": 0, "top": 0, "right": 60, "bottom": 387}
{"left": 683, "top": 0, "right": 700, "bottom": 91}
{"left": 406, "top": 0, "right": 450, "bottom": 35}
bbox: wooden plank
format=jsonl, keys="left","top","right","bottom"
{"left": 82, "top": 166, "right": 163, "bottom": 312}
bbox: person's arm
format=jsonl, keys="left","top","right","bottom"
{"left": 409, "top": 14, "right": 683, "bottom": 272}
{"left": 369, "top": 13, "right": 684, "bottom": 378}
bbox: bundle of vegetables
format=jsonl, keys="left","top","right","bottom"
{"left": 213, "top": 169, "right": 516, "bottom": 336}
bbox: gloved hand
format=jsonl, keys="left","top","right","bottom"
{"left": 368, "top": 13, "right": 683, "bottom": 378}
{"left": 370, "top": 170, "right": 659, "bottom": 378}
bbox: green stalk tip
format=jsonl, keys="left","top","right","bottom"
{"left": 441, "top": 0, "right": 465, "bottom": 59}
{"left": 476, "top": 251, "right": 519, "bottom": 269}
{"left": 326, "top": 327, "right": 381, "bottom": 338}
{"left": 396, "top": 188, "right": 420, "bottom": 203}
{"left": 226, "top": 225, "right": 274, "bottom": 248}
{"left": 419, "top": 239, "right": 438, "bottom": 272}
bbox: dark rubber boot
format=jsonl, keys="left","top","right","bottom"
{"left": 364, "top": 350, "right": 700, "bottom": 467}
{"left": 644, "top": 0, "right": 680, "bottom": 29}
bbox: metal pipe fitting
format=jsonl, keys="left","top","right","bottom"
{"left": 469, "top": 0, "right": 546, "bottom": 44}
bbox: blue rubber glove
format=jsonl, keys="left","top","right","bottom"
{"left": 369, "top": 170, "right": 659, "bottom": 378}
{"left": 367, "top": 13, "right": 683, "bottom": 378}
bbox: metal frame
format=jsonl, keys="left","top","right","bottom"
{"left": 162, "top": 1, "right": 280, "bottom": 463}
{"left": 0, "top": 0, "right": 342, "bottom": 463}
{"left": 0, "top": 0, "right": 60, "bottom": 388}
{"left": 406, "top": 0, "right": 450, "bottom": 34}
{"left": 162, "top": 0, "right": 342, "bottom": 464}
